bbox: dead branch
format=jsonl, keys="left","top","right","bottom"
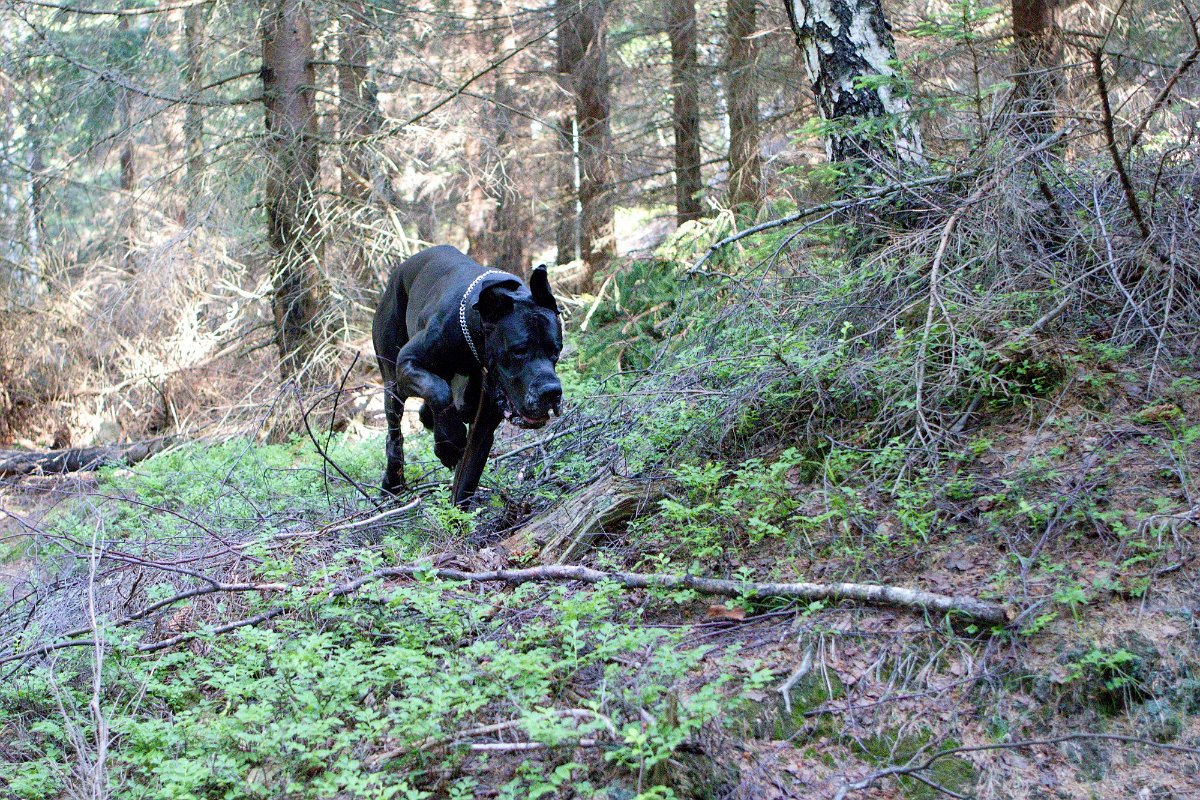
{"left": 1, "top": 554, "right": 1011, "bottom": 668}
{"left": 0, "top": 437, "right": 173, "bottom": 477}
{"left": 355, "top": 564, "right": 1014, "bottom": 625}
{"left": 1091, "top": 49, "right": 1152, "bottom": 243}
{"left": 689, "top": 172, "right": 966, "bottom": 274}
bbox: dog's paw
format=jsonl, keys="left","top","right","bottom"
{"left": 434, "top": 438, "right": 465, "bottom": 470}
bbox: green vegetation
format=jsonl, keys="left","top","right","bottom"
{"left": 6, "top": 221, "right": 1200, "bottom": 794}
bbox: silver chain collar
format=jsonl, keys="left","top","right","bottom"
{"left": 458, "top": 269, "right": 507, "bottom": 365}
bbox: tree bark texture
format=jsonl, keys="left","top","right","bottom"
{"left": 558, "top": 0, "right": 613, "bottom": 290}
{"left": 1011, "top": 0, "right": 1060, "bottom": 137}
{"left": 262, "top": 0, "right": 326, "bottom": 381}
{"left": 669, "top": 0, "right": 703, "bottom": 223}
{"left": 462, "top": 1, "right": 499, "bottom": 265}
{"left": 784, "top": 0, "right": 924, "bottom": 165}
{"left": 725, "top": 0, "right": 762, "bottom": 209}
{"left": 116, "top": 16, "right": 137, "bottom": 252}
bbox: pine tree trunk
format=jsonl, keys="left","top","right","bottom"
{"left": 784, "top": 0, "right": 923, "bottom": 165}
{"left": 555, "top": 111, "right": 579, "bottom": 265}
{"left": 725, "top": 0, "right": 761, "bottom": 209}
{"left": 462, "top": 0, "right": 498, "bottom": 266}
{"left": 669, "top": 0, "right": 703, "bottom": 223}
{"left": 262, "top": 0, "right": 325, "bottom": 382}
{"left": 338, "top": 0, "right": 393, "bottom": 282}
{"left": 117, "top": 16, "right": 137, "bottom": 256}
{"left": 183, "top": 4, "right": 205, "bottom": 221}
{"left": 491, "top": 27, "right": 531, "bottom": 275}
{"left": 1011, "top": 0, "right": 1060, "bottom": 137}
{"left": 558, "top": 0, "right": 613, "bottom": 291}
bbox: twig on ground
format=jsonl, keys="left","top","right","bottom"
{"left": 778, "top": 644, "right": 815, "bottom": 714}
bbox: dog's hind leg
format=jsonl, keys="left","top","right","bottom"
{"left": 373, "top": 273, "right": 411, "bottom": 496}
{"left": 382, "top": 376, "right": 406, "bottom": 494}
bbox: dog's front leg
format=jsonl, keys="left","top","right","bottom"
{"left": 451, "top": 399, "right": 503, "bottom": 508}
{"left": 395, "top": 349, "right": 466, "bottom": 471}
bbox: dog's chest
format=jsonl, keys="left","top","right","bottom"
{"left": 450, "top": 374, "right": 470, "bottom": 411}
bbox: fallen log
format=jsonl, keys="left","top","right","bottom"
{"left": 0, "top": 438, "right": 171, "bottom": 477}
{"left": 500, "top": 473, "right": 671, "bottom": 563}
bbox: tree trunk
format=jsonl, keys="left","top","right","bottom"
{"left": 725, "top": 0, "right": 761, "bottom": 210}
{"left": 116, "top": 16, "right": 137, "bottom": 256}
{"left": 183, "top": 4, "right": 205, "bottom": 221}
{"left": 669, "top": 0, "right": 703, "bottom": 223}
{"left": 491, "top": 38, "right": 531, "bottom": 275}
{"left": 464, "top": 134, "right": 496, "bottom": 265}
{"left": 558, "top": 0, "right": 613, "bottom": 291}
{"left": 784, "top": 0, "right": 923, "bottom": 165}
{"left": 262, "top": 0, "right": 326, "bottom": 382}
{"left": 338, "top": 0, "right": 393, "bottom": 282}
{"left": 27, "top": 121, "right": 43, "bottom": 289}
{"left": 463, "top": 0, "right": 498, "bottom": 266}
{"left": 555, "top": 112, "right": 579, "bottom": 264}
{"left": 1011, "top": 0, "right": 1060, "bottom": 138}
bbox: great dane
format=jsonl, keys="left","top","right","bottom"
{"left": 372, "top": 245, "right": 563, "bottom": 506}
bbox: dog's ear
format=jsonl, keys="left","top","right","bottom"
{"left": 475, "top": 281, "right": 519, "bottom": 323}
{"left": 529, "top": 265, "right": 559, "bottom": 314}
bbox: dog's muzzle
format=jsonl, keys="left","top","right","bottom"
{"left": 497, "top": 385, "right": 561, "bottom": 429}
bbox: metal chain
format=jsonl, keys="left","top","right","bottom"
{"left": 458, "top": 269, "right": 506, "bottom": 365}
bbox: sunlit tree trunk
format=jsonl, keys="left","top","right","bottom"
{"left": 784, "top": 0, "right": 923, "bottom": 165}
{"left": 183, "top": 4, "right": 205, "bottom": 221}
{"left": 669, "top": 0, "right": 703, "bottom": 223}
{"left": 1012, "top": 0, "right": 1060, "bottom": 137}
{"left": 262, "top": 0, "right": 326, "bottom": 382}
{"left": 725, "top": 0, "right": 761, "bottom": 209}
{"left": 558, "top": 0, "right": 613, "bottom": 290}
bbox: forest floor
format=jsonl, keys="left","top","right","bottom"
{"left": 1, "top": 248, "right": 1198, "bottom": 799}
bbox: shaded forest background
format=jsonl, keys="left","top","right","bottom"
{"left": 0, "top": 0, "right": 1191, "bottom": 446}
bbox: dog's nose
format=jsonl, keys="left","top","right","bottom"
{"left": 535, "top": 385, "right": 562, "bottom": 411}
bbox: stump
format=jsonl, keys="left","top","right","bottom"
{"left": 501, "top": 473, "right": 671, "bottom": 563}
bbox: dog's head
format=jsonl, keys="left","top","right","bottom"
{"left": 475, "top": 266, "right": 563, "bottom": 429}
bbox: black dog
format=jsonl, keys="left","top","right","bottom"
{"left": 372, "top": 246, "right": 563, "bottom": 506}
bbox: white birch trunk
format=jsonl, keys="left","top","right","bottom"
{"left": 786, "top": 0, "right": 924, "bottom": 165}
